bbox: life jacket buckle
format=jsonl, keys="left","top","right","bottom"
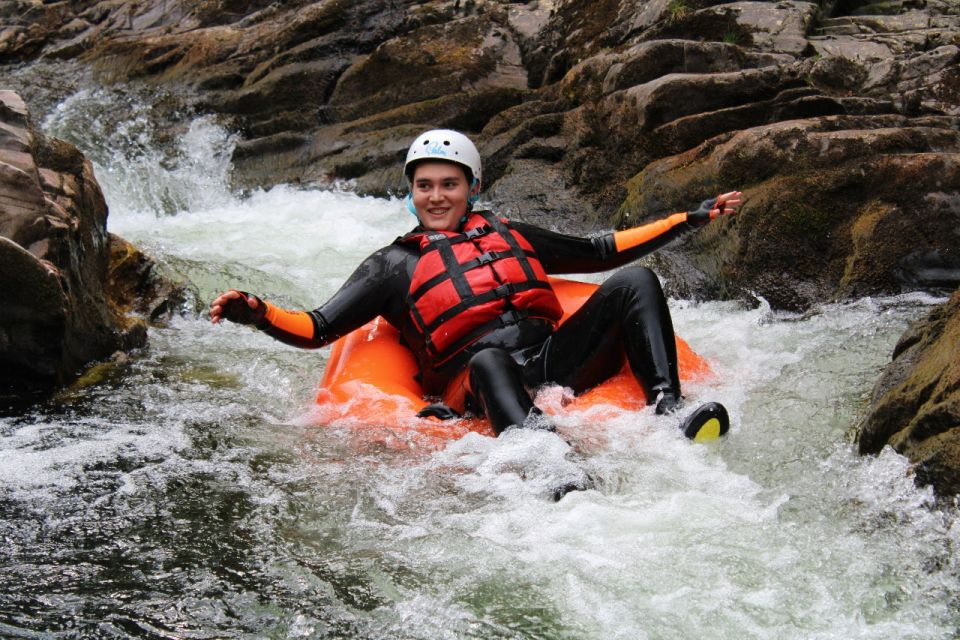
{"left": 464, "top": 225, "right": 490, "bottom": 239}
{"left": 499, "top": 309, "right": 527, "bottom": 326}
{"left": 475, "top": 251, "right": 495, "bottom": 266}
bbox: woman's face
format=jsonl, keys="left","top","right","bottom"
{"left": 410, "top": 161, "right": 476, "bottom": 231}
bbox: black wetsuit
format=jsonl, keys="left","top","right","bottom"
{"left": 237, "top": 210, "right": 707, "bottom": 434}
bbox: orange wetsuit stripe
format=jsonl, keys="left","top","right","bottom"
{"left": 613, "top": 212, "right": 688, "bottom": 252}
{"left": 263, "top": 302, "right": 315, "bottom": 340}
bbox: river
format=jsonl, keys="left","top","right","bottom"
{"left": 0, "top": 84, "right": 957, "bottom": 639}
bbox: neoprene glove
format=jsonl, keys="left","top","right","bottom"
{"left": 686, "top": 197, "right": 719, "bottom": 228}
{"left": 220, "top": 291, "right": 269, "bottom": 328}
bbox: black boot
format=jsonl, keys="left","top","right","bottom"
{"left": 655, "top": 388, "right": 683, "bottom": 415}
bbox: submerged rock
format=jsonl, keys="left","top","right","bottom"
{"left": 107, "top": 233, "right": 195, "bottom": 323}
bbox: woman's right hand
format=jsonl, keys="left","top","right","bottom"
{"left": 210, "top": 289, "right": 265, "bottom": 325}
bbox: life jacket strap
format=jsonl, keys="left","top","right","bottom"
{"left": 426, "top": 308, "right": 549, "bottom": 366}
{"left": 422, "top": 280, "right": 553, "bottom": 334}
{"left": 408, "top": 249, "right": 539, "bottom": 302}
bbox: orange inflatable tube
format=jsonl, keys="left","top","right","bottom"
{"left": 315, "top": 278, "right": 711, "bottom": 444}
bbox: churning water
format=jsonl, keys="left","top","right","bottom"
{"left": 0, "top": 86, "right": 957, "bottom": 639}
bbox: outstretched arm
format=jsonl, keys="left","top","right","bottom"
{"left": 614, "top": 191, "right": 741, "bottom": 250}
{"left": 520, "top": 191, "right": 742, "bottom": 273}
{"left": 210, "top": 289, "right": 329, "bottom": 349}
{"left": 209, "top": 245, "right": 412, "bottom": 349}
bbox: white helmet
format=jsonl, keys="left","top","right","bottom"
{"left": 404, "top": 129, "right": 482, "bottom": 187}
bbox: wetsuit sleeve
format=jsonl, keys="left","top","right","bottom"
{"left": 260, "top": 304, "right": 329, "bottom": 349}
{"left": 251, "top": 245, "right": 410, "bottom": 349}
{"left": 611, "top": 212, "right": 693, "bottom": 254}
{"left": 513, "top": 209, "right": 702, "bottom": 274}
{"left": 215, "top": 291, "right": 328, "bottom": 348}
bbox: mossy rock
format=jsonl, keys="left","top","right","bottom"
{"left": 857, "top": 287, "right": 960, "bottom": 496}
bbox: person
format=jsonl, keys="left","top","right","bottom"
{"left": 211, "top": 129, "right": 741, "bottom": 436}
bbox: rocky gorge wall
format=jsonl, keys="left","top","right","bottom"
{"left": 1, "top": 0, "right": 958, "bottom": 493}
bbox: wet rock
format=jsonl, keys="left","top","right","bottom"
{"left": 4, "top": 1, "right": 957, "bottom": 247}
{"left": 107, "top": 234, "right": 196, "bottom": 323}
{"left": 857, "top": 288, "right": 960, "bottom": 497}
{"left": 0, "top": 90, "right": 150, "bottom": 402}
{"left": 809, "top": 10, "right": 960, "bottom": 118}
{"left": 642, "top": 1, "right": 820, "bottom": 57}
{"left": 597, "top": 63, "right": 810, "bottom": 147}
{"left": 3, "top": 2, "right": 958, "bottom": 300}
{"left": 327, "top": 10, "right": 527, "bottom": 119}
{"left": 615, "top": 116, "right": 960, "bottom": 309}
{"left": 558, "top": 39, "right": 794, "bottom": 105}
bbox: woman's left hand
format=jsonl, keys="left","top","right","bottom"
{"left": 687, "top": 190, "right": 743, "bottom": 227}
{"left": 711, "top": 191, "right": 742, "bottom": 218}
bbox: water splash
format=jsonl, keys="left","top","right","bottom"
{"left": 42, "top": 86, "right": 237, "bottom": 217}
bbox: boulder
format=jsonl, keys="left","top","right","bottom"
{"left": 558, "top": 39, "right": 794, "bottom": 105}
{"left": 857, "top": 288, "right": 960, "bottom": 497}
{"left": 615, "top": 116, "right": 960, "bottom": 308}
{"left": 107, "top": 233, "right": 195, "bottom": 323}
{"left": 328, "top": 10, "right": 528, "bottom": 119}
{"left": 0, "top": 90, "right": 150, "bottom": 403}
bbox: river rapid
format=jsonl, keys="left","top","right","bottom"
{"left": 1, "top": 85, "right": 958, "bottom": 639}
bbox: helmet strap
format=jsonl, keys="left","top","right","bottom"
{"left": 467, "top": 177, "right": 480, "bottom": 206}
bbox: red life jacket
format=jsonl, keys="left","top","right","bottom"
{"left": 403, "top": 211, "right": 563, "bottom": 367}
